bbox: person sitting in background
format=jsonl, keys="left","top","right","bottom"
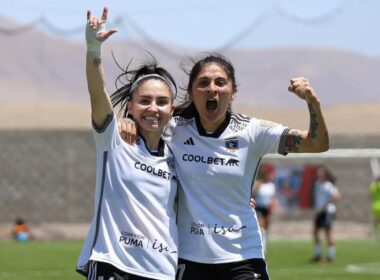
{"left": 12, "top": 217, "right": 30, "bottom": 241}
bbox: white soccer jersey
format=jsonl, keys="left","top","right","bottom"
{"left": 77, "top": 114, "right": 178, "bottom": 280}
{"left": 165, "top": 112, "right": 288, "bottom": 263}
{"left": 314, "top": 181, "right": 338, "bottom": 213}
{"left": 254, "top": 182, "right": 276, "bottom": 208}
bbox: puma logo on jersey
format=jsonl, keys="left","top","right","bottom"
{"left": 190, "top": 222, "right": 205, "bottom": 235}
{"left": 119, "top": 236, "right": 144, "bottom": 248}
{"left": 183, "top": 137, "right": 195, "bottom": 145}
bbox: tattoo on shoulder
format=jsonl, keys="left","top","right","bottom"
{"left": 285, "top": 130, "right": 302, "bottom": 152}
{"left": 93, "top": 58, "right": 101, "bottom": 68}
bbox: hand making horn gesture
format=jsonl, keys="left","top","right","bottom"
{"left": 86, "top": 6, "right": 117, "bottom": 57}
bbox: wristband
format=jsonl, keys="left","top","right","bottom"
{"left": 85, "top": 21, "right": 105, "bottom": 58}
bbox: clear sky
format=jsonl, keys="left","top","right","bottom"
{"left": 0, "top": 0, "right": 379, "bottom": 57}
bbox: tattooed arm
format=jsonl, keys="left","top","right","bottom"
{"left": 86, "top": 7, "right": 117, "bottom": 127}
{"left": 285, "top": 77, "right": 329, "bottom": 153}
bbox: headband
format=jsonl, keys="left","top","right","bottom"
{"left": 129, "top": 74, "right": 176, "bottom": 96}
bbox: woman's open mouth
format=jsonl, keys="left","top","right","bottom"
{"left": 206, "top": 99, "right": 217, "bottom": 112}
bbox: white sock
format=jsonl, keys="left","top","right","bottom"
{"left": 263, "top": 229, "right": 268, "bottom": 252}
{"left": 328, "top": 246, "right": 336, "bottom": 259}
{"left": 314, "top": 243, "right": 322, "bottom": 257}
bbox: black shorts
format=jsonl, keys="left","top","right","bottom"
{"left": 177, "top": 258, "right": 270, "bottom": 280}
{"left": 255, "top": 207, "right": 270, "bottom": 218}
{"left": 83, "top": 261, "right": 156, "bottom": 280}
{"left": 315, "top": 211, "right": 335, "bottom": 229}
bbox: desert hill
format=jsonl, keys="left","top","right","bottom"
{"left": 0, "top": 15, "right": 379, "bottom": 134}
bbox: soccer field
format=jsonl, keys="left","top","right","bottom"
{"left": 267, "top": 239, "right": 380, "bottom": 280}
{"left": 0, "top": 239, "right": 379, "bottom": 280}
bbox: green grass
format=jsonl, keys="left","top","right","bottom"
{"left": 267, "top": 239, "right": 380, "bottom": 280}
{"left": 0, "top": 240, "right": 83, "bottom": 280}
{"left": 0, "top": 239, "right": 379, "bottom": 280}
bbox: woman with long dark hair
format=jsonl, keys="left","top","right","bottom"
{"left": 77, "top": 7, "right": 179, "bottom": 280}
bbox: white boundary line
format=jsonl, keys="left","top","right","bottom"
{"left": 273, "top": 263, "right": 380, "bottom": 276}
{"left": 0, "top": 269, "right": 66, "bottom": 277}
{"left": 273, "top": 267, "right": 346, "bottom": 275}
{"left": 346, "top": 262, "right": 380, "bottom": 275}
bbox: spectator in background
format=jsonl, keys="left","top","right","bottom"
{"left": 252, "top": 165, "right": 277, "bottom": 252}
{"left": 12, "top": 217, "right": 31, "bottom": 241}
{"left": 277, "top": 174, "right": 300, "bottom": 211}
{"left": 311, "top": 165, "right": 341, "bottom": 263}
{"left": 369, "top": 176, "right": 380, "bottom": 239}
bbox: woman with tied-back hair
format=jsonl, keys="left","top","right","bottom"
{"left": 251, "top": 165, "right": 277, "bottom": 253}
{"left": 311, "top": 165, "right": 341, "bottom": 263}
{"left": 121, "top": 51, "right": 329, "bottom": 280}
{"left": 76, "top": 7, "right": 179, "bottom": 280}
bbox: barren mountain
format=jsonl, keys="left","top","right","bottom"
{"left": 1, "top": 15, "right": 379, "bottom": 134}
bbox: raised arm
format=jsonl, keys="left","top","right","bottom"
{"left": 86, "top": 7, "right": 117, "bottom": 127}
{"left": 284, "top": 77, "right": 329, "bottom": 153}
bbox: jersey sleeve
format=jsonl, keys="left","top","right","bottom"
{"left": 328, "top": 182, "right": 339, "bottom": 197}
{"left": 163, "top": 117, "right": 177, "bottom": 140}
{"left": 249, "top": 118, "right": 289, "bottom": 157}
{"left": 92, "top": 113, "right": 123, "bottom": 151}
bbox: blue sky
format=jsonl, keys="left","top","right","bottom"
{"left": 1, "top": 0, "right": 379, "bottom": 57}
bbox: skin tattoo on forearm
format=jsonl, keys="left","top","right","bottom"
{"left": 285, "top": 130, "right": 303, "bottom": 152}
{"left": 93, "top": 58, "right": 101, "bottom": 68}
{"left": 308, "top": 103, "right": 319, "bottom": 141}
